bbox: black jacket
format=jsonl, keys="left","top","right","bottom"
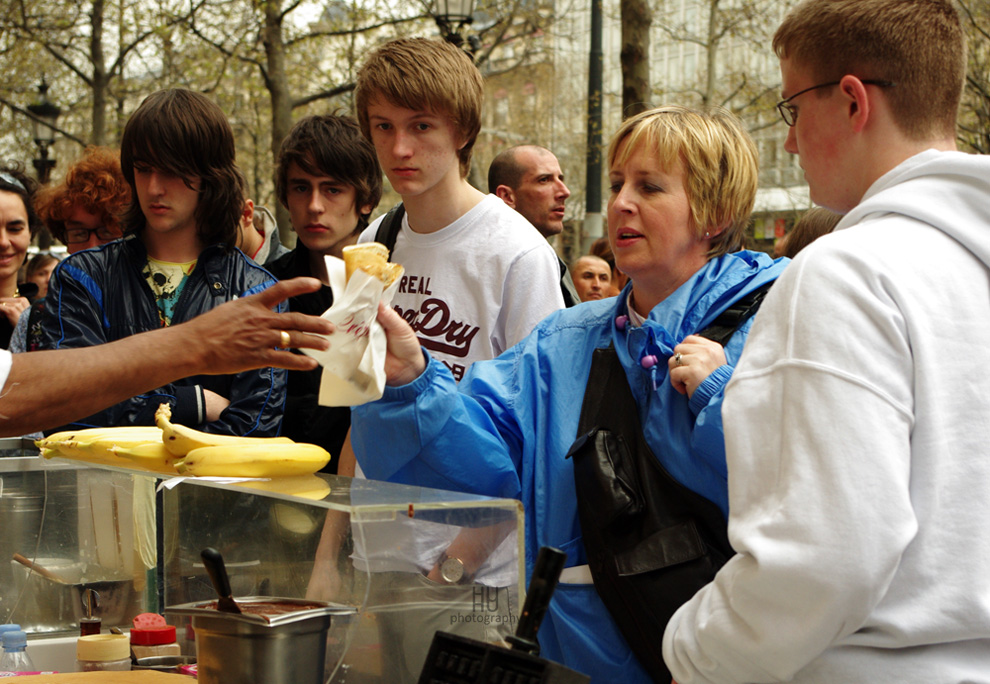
{"left": 41, "top": 235, "right": 286, "bottom": 435}
{"left": 267, "top": 246, "right": 350, "bottom": 470}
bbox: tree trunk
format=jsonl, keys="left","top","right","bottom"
{"left": 90, "top": 0, "right": 108, "bottom": 146}
{"left": 703, "top": 0, "right": 720, "bottom": 107}
{"left": 261, "top": 0, "right": 293, "bottom": 243}
{"left": 620, "top": 0, "right": 652, "bottom": 119}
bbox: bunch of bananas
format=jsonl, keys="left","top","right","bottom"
{"left": 35, "top": 404, "right": 331, "bottom": 478}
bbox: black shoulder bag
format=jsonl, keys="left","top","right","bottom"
{"left": 565, "top": 281, "right": 772, "bottom": 682}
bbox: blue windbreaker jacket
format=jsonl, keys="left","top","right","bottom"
{"left": 352, "top": 250, "right": 788, "bottom": 683}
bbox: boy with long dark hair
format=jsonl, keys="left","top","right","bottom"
{"left": 42, "top": 89, "right": 285, "bottom": 435}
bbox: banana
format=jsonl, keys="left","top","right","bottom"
{"left": 155, "top": 403, "right": 294, "bottom": 456}
{"left": 38, "top": 426, "right": 165, "bottom": 447}
{"left": 37, "top": 427, "right": 166, "bottom": 469}
{"left": 175, "top": 443, "right": 331, "bottom": 478}
{"left": 111, "top": 441, "right": 181, "bottom": 475}
{"left": 38, "top": 441, "right": 134, "bottom": 468}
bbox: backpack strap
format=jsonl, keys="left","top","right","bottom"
{"left": 697, "top": 280, "right": 774, "bottom": 347}
{"left": 374, "top": 203, "right": 405, "bottom": 261}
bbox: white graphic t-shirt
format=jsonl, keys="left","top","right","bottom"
{"left": 360, "top": 194, "right": 564, "bottom": 381}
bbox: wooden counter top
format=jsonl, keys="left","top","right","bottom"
{"left": 9, "top": 672, "right": 190, "bottom": 682}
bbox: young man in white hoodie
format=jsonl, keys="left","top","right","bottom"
{"left": 664, "top": 1, "right": 990, "bottom": 682}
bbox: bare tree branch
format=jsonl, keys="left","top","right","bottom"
{"left": 291, "top": 82, "right": 355, "bottom": 109}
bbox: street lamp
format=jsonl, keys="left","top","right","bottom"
{"left": 26, "top": 78, "right": 61, "bottom": 185}
{"left": 434, "top": 0, "right": 479, "bottom": 57}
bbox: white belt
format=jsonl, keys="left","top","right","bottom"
{"left": 558, "top": 564, "right": 593, "bottom": 584}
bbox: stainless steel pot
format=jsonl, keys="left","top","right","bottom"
{"left": 168, "top": 596, "right": 356, "bottom": 684}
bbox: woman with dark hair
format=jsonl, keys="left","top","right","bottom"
{"left": 0, "top": 165, "right": 40, "bottom": 349}
{"left": 11, "top": 146, "right": 129, "bottom": 355}
{"left": 40, "top": 89, "right": 285, "bottom": 436}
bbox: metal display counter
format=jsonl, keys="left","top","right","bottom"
{"left": 0, "top": 438, "right": 524, "bottom": 683}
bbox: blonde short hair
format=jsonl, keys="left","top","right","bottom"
{"left": 607, "top": 105, "right": 758, "bottom": 258}
{"left": 355, "top": 38, "right": 483, "bottom": 179}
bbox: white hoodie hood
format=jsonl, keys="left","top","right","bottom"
{"left": 838, "top": 149, "right": 990, "bottom": 268}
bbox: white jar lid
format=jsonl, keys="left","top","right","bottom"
{"left": 77, "top": 633, "right": 130, "bottom": 661}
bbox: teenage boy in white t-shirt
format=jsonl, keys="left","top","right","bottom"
{"left": 341, "top": 37, "right": 562, "bottom": 683}
{"left": 355, "top": 37, "right": 564, "bottom": 381}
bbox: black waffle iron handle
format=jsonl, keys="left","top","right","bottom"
{"left": 506, "top": 546, "right": 567, "bottom": 656}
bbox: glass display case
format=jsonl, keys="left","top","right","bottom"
{"left": 0, "top": 438, "right": 524, "bottom": 683}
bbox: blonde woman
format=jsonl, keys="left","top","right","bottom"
{"left": 351, "top": 106, "right": 789, "bottom": 683}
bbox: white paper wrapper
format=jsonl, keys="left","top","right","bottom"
{"left": 300, "top": 254, "right": 402, "bottom": 406}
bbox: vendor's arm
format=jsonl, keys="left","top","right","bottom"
{"left": 42, "top": 261, "right": 199, "bottom": 427}
{"left": 0, "top": 278, "right": 332, "bottom": 438}
{"left": 44, "top": 265, "right": 286, "bottom": 432}
{"left": 663, "top": 257, "right": 916, "bottom": 683}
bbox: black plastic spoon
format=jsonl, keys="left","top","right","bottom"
{"left": 201, "top": 547, "right": 242, "bottom": 614}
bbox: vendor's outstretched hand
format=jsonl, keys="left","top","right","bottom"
{"left": 377, "top": 301, "right": 427, "bottom": 386}
{"left": 185, "top": 277, "right": 334, "bottom": 375}
{"left": 669, "top": 334, "right": 727, "bottom": 398}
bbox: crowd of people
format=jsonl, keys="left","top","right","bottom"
{"left": 1, "top": 0, "right": 988, "bottom": 681}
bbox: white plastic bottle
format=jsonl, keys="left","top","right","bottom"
{"left": 0, "top": 629, "right": 37, "bottom": 674}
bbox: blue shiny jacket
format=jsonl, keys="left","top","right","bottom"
{"left": 41, "top": 235, "right": 286, "bottom": 435}
{"left": 352, "top": 250, "right": 788, "bottom": 683}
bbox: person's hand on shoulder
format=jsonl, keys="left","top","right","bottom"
{"left": 669, "top": 334, "right": 727, "bottom": 398}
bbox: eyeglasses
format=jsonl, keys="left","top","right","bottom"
{"left": 776, "top": 79, "right": 896, "bottom": 127}
{"left": 65, "top": 226, "right": 121, "bottom": 244}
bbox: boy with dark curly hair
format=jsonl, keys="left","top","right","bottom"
{"left": 267, "top": 113, "right": 383, "bottom": 467}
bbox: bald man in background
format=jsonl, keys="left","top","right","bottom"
{"left": 489, "top": 145, "right": 579, "bottom": 306}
